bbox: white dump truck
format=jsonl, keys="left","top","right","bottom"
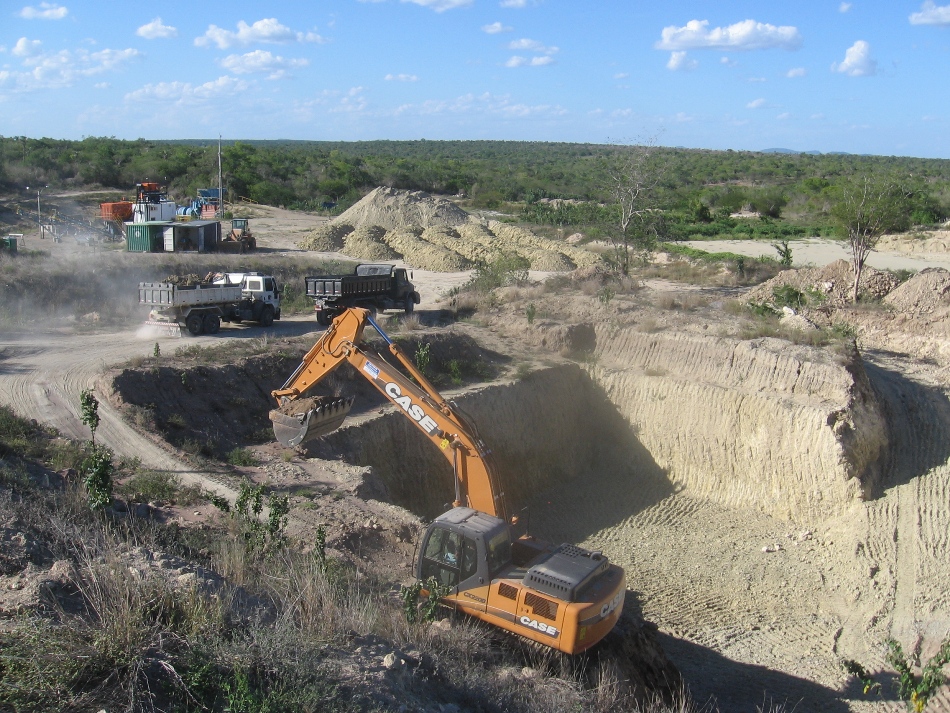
{"left": 139, "top": 272, "right": 281, "bottom": 336}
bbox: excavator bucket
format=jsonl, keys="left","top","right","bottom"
{"left": 269, "top": 396, "right": 355, "bottom": 448}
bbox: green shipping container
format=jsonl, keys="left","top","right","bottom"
{"left": 3, "top": 237, "right": 17, "bottom": 253}
{"left": 125, "top": 222, "right": 167, "bottom": 252}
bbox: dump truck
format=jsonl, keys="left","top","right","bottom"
{"left": 306, "top": 263, "right": 420, "bottom": 326}
{"left": 269, "top": 308, "right": 626, "bottom": 654}
{"left": 139, "top": 271, "right": 281, "bottom": 336}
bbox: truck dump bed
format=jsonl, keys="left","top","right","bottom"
{"left": 305, "top": 274, "right": 393, "bottom": 298}
{"left": 138, "top": 282, "right": 243, "bottom": 308}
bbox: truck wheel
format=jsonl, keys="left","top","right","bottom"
{"left": 404, "top": 300, "right": 414, "bottom": 315}
{"left": 185, "top": 314, "right": 203, "bottom": 336}
{"left": 260, "top": 305, "right": 275, "bottom": 327}
{"left": 316, "top": 311, "right": 330, "bottom": 327}
{"left": 203, "top": 314, "right": 221, "bottom": 334}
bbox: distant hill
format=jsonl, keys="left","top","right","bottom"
{"left": 761, "top": 148, "right": 826, "bottom": 155}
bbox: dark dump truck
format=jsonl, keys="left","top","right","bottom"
{"left": 306, "top": 263, "right": 420, "bottom": 326}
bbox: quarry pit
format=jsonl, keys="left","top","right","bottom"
{"left": 6, "top": 195, "right": 948, "bottom": 710}
{"left": 102, "top": 291, "right": 950, "bottom": 711}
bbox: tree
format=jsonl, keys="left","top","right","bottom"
{"left": 831, "top": 175, "right": 912, "bottom": 303}
{"left": 604, "top": 138, "right": 664, "bottom": 276}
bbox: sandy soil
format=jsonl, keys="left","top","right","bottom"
{"left": 682, "top": 236, "right": 950, "bottom": 272}
{"left": 3, "top": 204, "right": 950, "bottom": 711}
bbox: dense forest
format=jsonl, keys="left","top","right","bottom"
{"left": 2, "top": 136, "right": 949, "bottom": 242}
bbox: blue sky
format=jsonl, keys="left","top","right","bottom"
{"left": 1, "top": 1, "right": 949, "bottom": 158}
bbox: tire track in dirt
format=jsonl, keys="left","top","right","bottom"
{"left": 0, "top": 328, "right": 239, "bottom": 503}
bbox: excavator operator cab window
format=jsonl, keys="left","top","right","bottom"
{"left": 421, "top": 527, "right": 477, "bottom": 588}
{"left": 486, "top": 529, "right": 512, "bottom": 575}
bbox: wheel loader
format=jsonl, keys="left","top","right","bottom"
{"left": 269, "top": 308, "right": 626, "bottom": 655}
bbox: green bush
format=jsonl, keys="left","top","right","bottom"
{"left": 227, "top": 448, "right": 259, "bottom": 467}
{"left": 465, "top": 253, "right": 530, "bottom": 293}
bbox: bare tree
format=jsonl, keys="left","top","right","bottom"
{"left": 605, "top": 138, "right": 663, "bottom": 275}
{"left": 416, "top": 198, "right": 436, "bottom": 229}
{"left": 831, "top": 176, "right": 911, "bottom": 302}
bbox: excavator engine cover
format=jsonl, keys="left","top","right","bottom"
{"left": 270, "top": 396, "right": 355, "bottom": 447}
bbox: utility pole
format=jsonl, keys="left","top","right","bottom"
{"left": 26, "top": 185, "right": 48, "bottom": 238}
{"left": 217, "top": 135, "right": 223, "bottom": 218}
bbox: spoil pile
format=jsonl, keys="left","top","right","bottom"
{"left": 882, "top": 268, "right": 950, "bottom": 314}
{"left": 298, "top": 187, "right": 599, "bottom": 273}
{"left": 745, "top": 259, "right": 900, "bottom": 307}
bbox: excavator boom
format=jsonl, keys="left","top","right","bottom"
{"left": 269, "top": 308, "right": 507, "bottom": 520}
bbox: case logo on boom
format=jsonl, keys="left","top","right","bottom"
{"left": 519, "top": 616, "right": 559, "bottom": 638}
{"left": 384, "top": 382, "right": 439, "bottom": 435}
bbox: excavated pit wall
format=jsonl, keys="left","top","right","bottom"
{"left": 589, "top": 325, "right": 888, "bottom": 521}
{"left": 315, "top": 327, "right": 887, "bottom": 524}
{"left": 313, "top": 365, "right": 671, "bottom": 521}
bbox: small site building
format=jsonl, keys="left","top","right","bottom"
{"left": 125, "top": 221, "right": 221, "bottom": 253}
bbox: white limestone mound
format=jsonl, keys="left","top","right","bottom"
{"left": 343, "top": 225, "right": 400, "bottom": 262}
{"left": 333, "top": 186, "right": 470, "bottom": 230}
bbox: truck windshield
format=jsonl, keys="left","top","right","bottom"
{"left": 356, "top": 265, "right": 394, "bottom": 277}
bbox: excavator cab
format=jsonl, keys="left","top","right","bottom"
{"left": 418, "top": 508, "right": 511, "bottom": 613}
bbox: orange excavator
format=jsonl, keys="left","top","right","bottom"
{"left": 269, "top": 308, "right": 625, "bottom": 654}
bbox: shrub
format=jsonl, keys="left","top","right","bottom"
{"left": 227, "top": 447, "right": 259, "bottom": 467}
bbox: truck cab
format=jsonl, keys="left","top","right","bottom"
{"left": 213, "top": 272, "right": 281, "bottom": 324}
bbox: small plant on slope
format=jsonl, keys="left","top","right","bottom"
{"left": 843, "top": 636, "right": 950, "bottom": 712}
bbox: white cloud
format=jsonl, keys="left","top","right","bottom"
{"left": 397, "top": 91, "right": 564, "bottom": 119}
{"left": 220, "top": 50, "right": 308, "bottom": 79}
{"left": 385, "top": 72, "right": 419, "bottom": 81}
{"left": 656, "top": 19, "right": 802, "bottom": 52}
{"left": 614, "top": 72, "right": 629, "bottom": 79}
{"left": 673, "top": 112, "right": 694, "bottom": 122}
{"left": 195, "top": 19, "right": 326, "bottom": 49}
{"left": 125, "top": 76, "right": 249, "bottom": 104}
{"left": 331, "top": 86, "right": 367, "bottom": 113}
{"left": 721, "top": 56, "right": 738, "bottom": 67}
{"left": 6, "top": 45, "right": 140, "bottom": 90}
{"left": 137, "top": 18, "right": 178, "bottom": 40}
{"left": 746, "top": 98, "right": 766, "bottom": 109}
{"left": 786, "top": 67, "right": 806, "bottom": 77}
{"left": 500, "top": 0, "right": 529, "bottom": 7}
{"left": 18, "top": 3, "right": 68, "bottom": 20}
{"left": 909, "top": 1, "right": 950, "bottom": 25}
{"left": 832, "top": 40, "right": 877, "bottom": 76}
{"left": 839, "top": 2, "right": 852, "bottom": 12}
{"left": 777, "top": 112, "right": 791, "bottom": 119}
{"left": 507, "top": 38, "right": 558, "bottom": 54}
{"left": 401, "top": 0, "right": 473, "bottom": 11}
{"left": 505, "top": 55, "right": 554, "bottom": 67}
{"left": 482, "top": 21, "right": 512, "bottom": 33}
{"left": 12, "top": 37, "right": 43, "bottom": 57}
{"left": 666, "top": 51, "right": 698, "bottom": 71}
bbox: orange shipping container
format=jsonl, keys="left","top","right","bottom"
{"left": 100, "top": 202, "right": 134, "bottom": 221}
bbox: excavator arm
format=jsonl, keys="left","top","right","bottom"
{"left": 269, "top": 308, "right": 508, "bottom": 520}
